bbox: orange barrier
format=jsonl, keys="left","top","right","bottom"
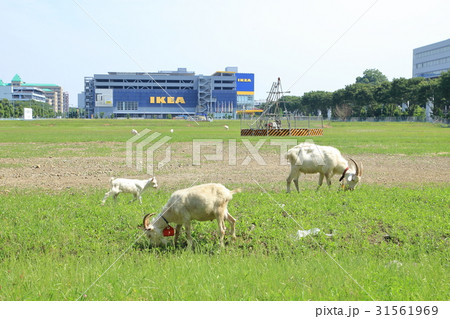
{"left": 240, "top": 128, "right": 323, "bottom": 136}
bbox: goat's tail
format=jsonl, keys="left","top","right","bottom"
{"left": 286, "top": 149, "right": 298, "bottom": 165}
{"left": 230, "top": 188, "right": 242, "bottom": 195}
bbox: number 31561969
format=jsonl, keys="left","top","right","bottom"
{"left": 376, "top": 305, "right": 438, "bottom": 316}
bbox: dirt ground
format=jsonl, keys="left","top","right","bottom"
{"left": 0, "top": 142, "right": 449, "bottom": 191}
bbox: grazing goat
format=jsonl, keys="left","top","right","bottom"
{"left": 224, "top": 125, "right": 229, "bottom": 130}
{"left": 142, "top": 183, "right": 240, "bottom": 248}
{"left": 131, "top": 129, "right": 138, "bottom": 135}
{"left": 101, "top": 177, "right": 158, "bottom": 205}
{"left": 286, "top": 142, "right": 362, "bottom": 192}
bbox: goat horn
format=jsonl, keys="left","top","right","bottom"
{"left": 143, "top": 213, "right": 155, "bottom": 229}
{"left": 349, "top": 158, "right": 360, "bottom": 176}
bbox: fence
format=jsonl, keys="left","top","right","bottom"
{"left": 240, "top": 115, "right": 324, "bottom": 136}
{"left": 330, "top": 116, "right": 449, "bottom": 124}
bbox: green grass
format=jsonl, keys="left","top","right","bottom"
{"left": 0, "top": 120, "right": 448, "bottom": 300}
{"left": 0, "top": 119, "right": 448, "bottom": 157}
{"left": 0, "top": 185, "right": 448, "bottom": 300}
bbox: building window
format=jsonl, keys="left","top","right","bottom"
{"left": 415, "top": 45, "right": 450, "bottom": 59}
{"left": 117, "top": 101, "right": 138, "bottom": 111}
{"left": 415, "top": 56, "right": 450, "bottom": 69}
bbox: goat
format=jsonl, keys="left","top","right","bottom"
{"left": 224, "top": 125, "right": 229, "bottom": 130}
{"left": 286, "top": 142, "right": 362, "bottom": 192}
{"left": 142, "top": 183, "right": 240, "bottom": 248}
{"left": 101, "top": 177, "right": 158, "bottom": 205}
{"left": 131, "top": 129, "right": 138, "bottom": 135}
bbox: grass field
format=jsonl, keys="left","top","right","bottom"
{"left": 0, "top": 119, "right": 448, "bottom": 301}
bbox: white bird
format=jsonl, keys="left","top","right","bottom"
{"left": 224, "top": 125, "right": 229, "bottom": 130}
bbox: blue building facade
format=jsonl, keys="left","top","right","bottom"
{"left": 82, "top": 67, "right": 254, "bottom": 119}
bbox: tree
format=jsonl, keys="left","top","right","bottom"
{"left": 301, "top": 91, "right": 332, "bottom": 116}
{"left": 356, "top": 69, "right": 388, "bottom": 85}
{"left": 373, "top": 81, "right": 392, "bottom": 105}
{"left": 280, "top": 96, "right": 303, "bottom": 114}
{"left": 390, "top": 77, "right": 410, "bottom": 106}
{"left": 435, "top": 70, "right": 450, "bottom": 116}
{"left": 340, "top": 83, "right": 374, "bottom": 116}
{"left": 334, "top": 104, "right": 352, "bottom": 121}
{"left": 0, "top": 99, "right": 54, "bottom": 118}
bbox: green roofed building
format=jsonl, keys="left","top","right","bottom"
{"left": 7, "top": 74, "right": 64, "bottom": 113}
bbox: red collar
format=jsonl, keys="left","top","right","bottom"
{"left": 339, "top": 167, "right": 349, "bottom": 181}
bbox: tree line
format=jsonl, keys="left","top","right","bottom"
{"left": 277, "top": 69, "right": 450, "bottom": 120}
{"left": 0, "top": 98, "right": 55, "bottom": 118}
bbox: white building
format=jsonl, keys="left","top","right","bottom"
{"left": 413, "top": 38, "right": 450, "bottom": 78}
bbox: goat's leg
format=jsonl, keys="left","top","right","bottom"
{"left": 184, "top": 221, "right": 193, "bottom": 249}
{"left": 216, "top": 209, "right": 227, "bottom": 247}
{"left": 226, "top": 211, "right": 237, "bottom": 240}
{"left": 101, "top": 190, "right": 115, "bottom": 205}
{"left": 287, "top": 167, "right": 299, "bottom": 193}
{"left": 128, "top": 193, "right": 138, "bottom": 204}
{"left": 135, "top": 189, "right": 143, "bottom": 204}
{"left": 325, "top": 174, "right": 332, "bottom": 188}
{"left": 316, "top": 174, "right": 324, "bottom": 191}
{"left": 292, "top": 170, "right": 301, "bottom": 193}
{"left": 293, "top": 178, "right": 299, "bottom": 193}
{"left": 174, "top": 224, "right": 182, "bottom": 246}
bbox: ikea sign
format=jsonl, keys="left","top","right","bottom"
{"left": 236, "top": 73, "right": 254, "bottom": 94}
{"left": 149, "top": 96, "right": 186, "bottom": 104}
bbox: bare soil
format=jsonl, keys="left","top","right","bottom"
{"left": 0, "top": 142, "right": 448, "bottom": 191}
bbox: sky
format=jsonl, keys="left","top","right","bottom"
{"left": 1, "top": 0, "right": 450, "bottom": 106}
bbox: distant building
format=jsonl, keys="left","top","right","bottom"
{"left": 12, "top": 86, "right": 47, "bottom": 103}
{"left": 413, "top": 38, "right": 450, "bottom": 78}
{"left": 63, "top": 91, "right": 69, "bottom": 113}
{"left": 2, "top": 74, "right": 64, "bottom": 113}
{"left": 0, "top": 76, "right": 46, "bottom": 103}
{"left": 0, "top": 79, "right": 13, "bottom": 100}
{"left": 80, "top": 67, "right": 255, "bottom": 119}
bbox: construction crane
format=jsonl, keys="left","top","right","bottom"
{"left": 256, "top": 77, "right": 290, "bottom": 130}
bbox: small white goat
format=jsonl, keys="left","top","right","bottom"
{"left": 142, "top": 183, "right": 240, "bottom": 248}
{"left": 286, "top": 142, "right": 362, "bottom": 192}
{"left": 131, "top": 129, "right": 138, "bottom": 135}
{"left": 101, "top": 177, "right": 158, "bottom": 205}
{"left": 224, "top": 125, "right": 229, "bottom": 130}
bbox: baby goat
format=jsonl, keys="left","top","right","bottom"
{"left": 142, "top": 183, "right": 240, "bottom": 248}
{"left": 101, "top": 177, "right": 158, "bottom": 205}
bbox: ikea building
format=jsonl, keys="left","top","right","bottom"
{"left": 80, "top": 67, "right": 254, "bottom": 119}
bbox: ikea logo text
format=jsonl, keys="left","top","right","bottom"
{"left": 238, "top": 78, "right": 252, "bottom": 82}
{"left": 149, "top": 96, "right": 185, "bottom": 104}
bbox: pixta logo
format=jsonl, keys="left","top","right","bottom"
{"left": 126, "top": 129, "right": 171, "bottom": 175}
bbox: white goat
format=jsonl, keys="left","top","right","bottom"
{"left": 224, "top": 125, "right": 229, "bottom": 130}
{"left": 101, "top": 177, "right": 158, "bottom": 205}
{"left": 286, "top": 142, "right": 362, "bottom": 192}
{"left": 131, "top": 129, "right": 138, "bottom": 135}
{"left": 142, "top": 183, "right": 240, "bottom": 248}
